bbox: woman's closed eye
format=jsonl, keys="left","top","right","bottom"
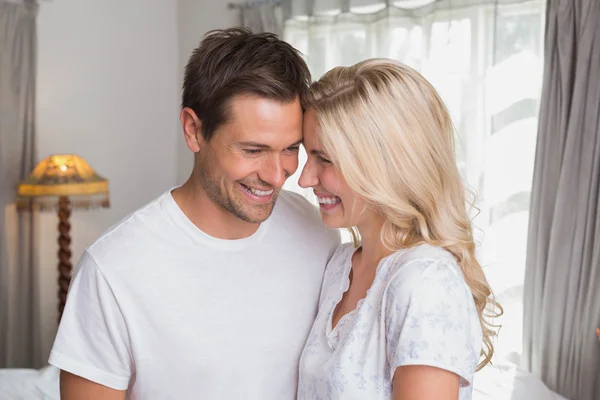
{"left": 318, "top": 154, "right": 331, "bottom": 164}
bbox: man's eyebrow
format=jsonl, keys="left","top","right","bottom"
{"left": 237, "top": 141, "right": 271, "bottom": 149}
{"left": 237, "top": 139, "right": 303, "bottom": 149}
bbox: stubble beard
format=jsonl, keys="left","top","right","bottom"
{"left": 198, "top": 169, "right": 279, "bottom": 224}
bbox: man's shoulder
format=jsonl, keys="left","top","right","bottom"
{"left": 276, "top": 190, "right": 319, "bottom": 216}
{"left": 271, "top": 190, "right": 340, "bottom": 248}
{"left": 274, "top": 190, "right": 324, "bottom": 229}
{"left": 86, "top": 191, "right": 172, "bottom": 262}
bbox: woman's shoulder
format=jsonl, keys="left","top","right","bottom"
{"left": 385, "top": 243, "right": 460, "bottom": 278}
{"left": 381, "top": 243, "right": 470, "bottom": 302}
{"left": 389, "top": 243, "right": 457, "bottom": 266}
{"left": 382, "top": 244, "right": 482, "bottom": 387}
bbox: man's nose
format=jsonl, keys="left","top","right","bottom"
{"left": 260, "top": 154, "right": 288, "bottom": 189}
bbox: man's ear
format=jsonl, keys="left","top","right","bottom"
{"left": 180, "top": 107, "right": 203, "bottom": 153}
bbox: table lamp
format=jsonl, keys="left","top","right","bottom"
{"left": 16, "top": 154, "right": 110, "bottom": 321}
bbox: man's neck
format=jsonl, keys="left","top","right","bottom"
{"left": 171, "top": 177, "right": 261, "bottom": 240}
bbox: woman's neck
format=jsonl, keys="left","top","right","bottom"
{"left": 355, "top": 216, "right": 394, "bottom": 271}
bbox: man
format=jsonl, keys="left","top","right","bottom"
{"left": 49, "top": 28, "right": 340, "bottom": 399}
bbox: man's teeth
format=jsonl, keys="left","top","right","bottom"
{"left": 244, "top": 185, "right": 273, "bottom": 196}
{"left": 317, "top": 196, "right": 340, "bottom": 205}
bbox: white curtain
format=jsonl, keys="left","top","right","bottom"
{"left": 283, "top": 0, "right": 545, "bottom": 361}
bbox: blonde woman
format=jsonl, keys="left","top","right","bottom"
{"left": 297, "top": 59, "right": 501, "bottom": 400}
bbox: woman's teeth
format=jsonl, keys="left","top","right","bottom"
{"left": 317, "top": 196, "right": 340, "bottom": 205}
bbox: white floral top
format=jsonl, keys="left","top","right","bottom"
{"left": 298, "top": 243, "right": 482, "bottom": 400}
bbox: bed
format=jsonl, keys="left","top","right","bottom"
{"left": 0, "top": 361, "right": 567, "bottom": 400}
{"left": 0, "top": 365, "right": 59, "bottom": 400}
{"left": 473, "top": 361, "right": 568, "bottom": 400}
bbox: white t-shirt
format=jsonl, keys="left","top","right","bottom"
{"left": 298, "top": 242, "right": 482, "bottom": 400}
{"left": 49, "top": 189, "right": 340, "bottom": 399}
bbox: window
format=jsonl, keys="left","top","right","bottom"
{"left": 284, "top": 0, "right": 545, "bottom": 361}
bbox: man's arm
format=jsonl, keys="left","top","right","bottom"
{"left": 49, "top": 251, "right": 133, "bottom": 394}
{"left": 60, "top": 370, "right": 126, "bottom": 400}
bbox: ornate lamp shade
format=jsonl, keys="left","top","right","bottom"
{"left": 16, "top": 154, "right": 110, "bottom": 210}
{"left": 16, "top": 154, "right": 110, "bottom": 321}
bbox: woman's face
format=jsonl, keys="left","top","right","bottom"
{"left": 299, "top": 109, "right": 371, "bottom": 230}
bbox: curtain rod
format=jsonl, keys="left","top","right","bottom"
{"left": 227, "top": 0, "right": 282, "bottom": 10}
{"left": 1, "top": 0, "right": 49, "bottom": 3}
{"left": 0, "top": 0, "right": 49, "bottom": 4}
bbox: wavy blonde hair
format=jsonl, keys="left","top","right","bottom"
{"left": 306, "top": 59, "right": 502, "bottom": 370}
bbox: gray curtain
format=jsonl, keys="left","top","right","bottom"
{"left": 522, "top": 0, "right": 600, "bottom": 399}
{"left": 0, "top": 0, "right": 41, "bottom": 368}
{"left": 237, "top": 0, "right": 286, "bottom": 36}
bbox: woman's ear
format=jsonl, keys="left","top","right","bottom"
{"left": 180, "top": 107, "right": 203, "bottom": 153}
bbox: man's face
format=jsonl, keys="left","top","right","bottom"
{"left": 195, "top": 95, "right": 303, "bottom": 223}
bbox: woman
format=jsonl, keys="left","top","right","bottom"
{"left": 297, "top": 59, "right": 501, "bottom": 399}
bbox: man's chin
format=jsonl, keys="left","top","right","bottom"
{"left": 237, "top": 202, "right": 276, "bottom": 224}
{"left": 228, "top": 186, "right": 280, "bottom": 223}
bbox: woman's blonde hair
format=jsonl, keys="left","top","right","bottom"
{"left": 306, "top": 58, "right": 502, "bottom": 370}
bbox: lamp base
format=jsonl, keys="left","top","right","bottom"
{"left": 57, "top": 196, "right": 72, "bottom": 322}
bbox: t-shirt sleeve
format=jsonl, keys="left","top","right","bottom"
{"left": 48, "top": 250, "right": 132, "bottom": 390}
{"left": 384, "top": 259, "right": 481, "bottom": 386}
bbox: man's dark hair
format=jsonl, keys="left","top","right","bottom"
{"left": 182, "top": 27, "right": 311, "bottom": 141}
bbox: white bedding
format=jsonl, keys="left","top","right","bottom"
{"left": 473, "top": 362, "right": 569, "bottom": 400}
{"left": 0, "top": 363, "right": 567, "bottom": 400}
{"left": 0, "top": 365, "right": 59, "bottom": 400}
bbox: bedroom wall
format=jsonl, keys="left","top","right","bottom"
{"left": 176, "top": 0, "right": 238, "bottom": 184}
{"left": 36, "top": 0, "right": 179, "bottom": 360}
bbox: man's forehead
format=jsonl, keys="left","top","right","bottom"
{"left": 227, "top": 95, "right": 302, "bottom": 121}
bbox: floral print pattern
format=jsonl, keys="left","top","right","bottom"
{"left": 298, "top": 243, "right": 482, "bottom": 400}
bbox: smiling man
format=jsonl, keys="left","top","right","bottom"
{"left": 49, "top": 28, "right": 340, "bottom": 400}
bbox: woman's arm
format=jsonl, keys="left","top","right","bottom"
{"left": 384, "top": 260, "right": 481, "bottom": 400}
{"left": 392, "top": 365, "right": 460, "bottom": 400}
